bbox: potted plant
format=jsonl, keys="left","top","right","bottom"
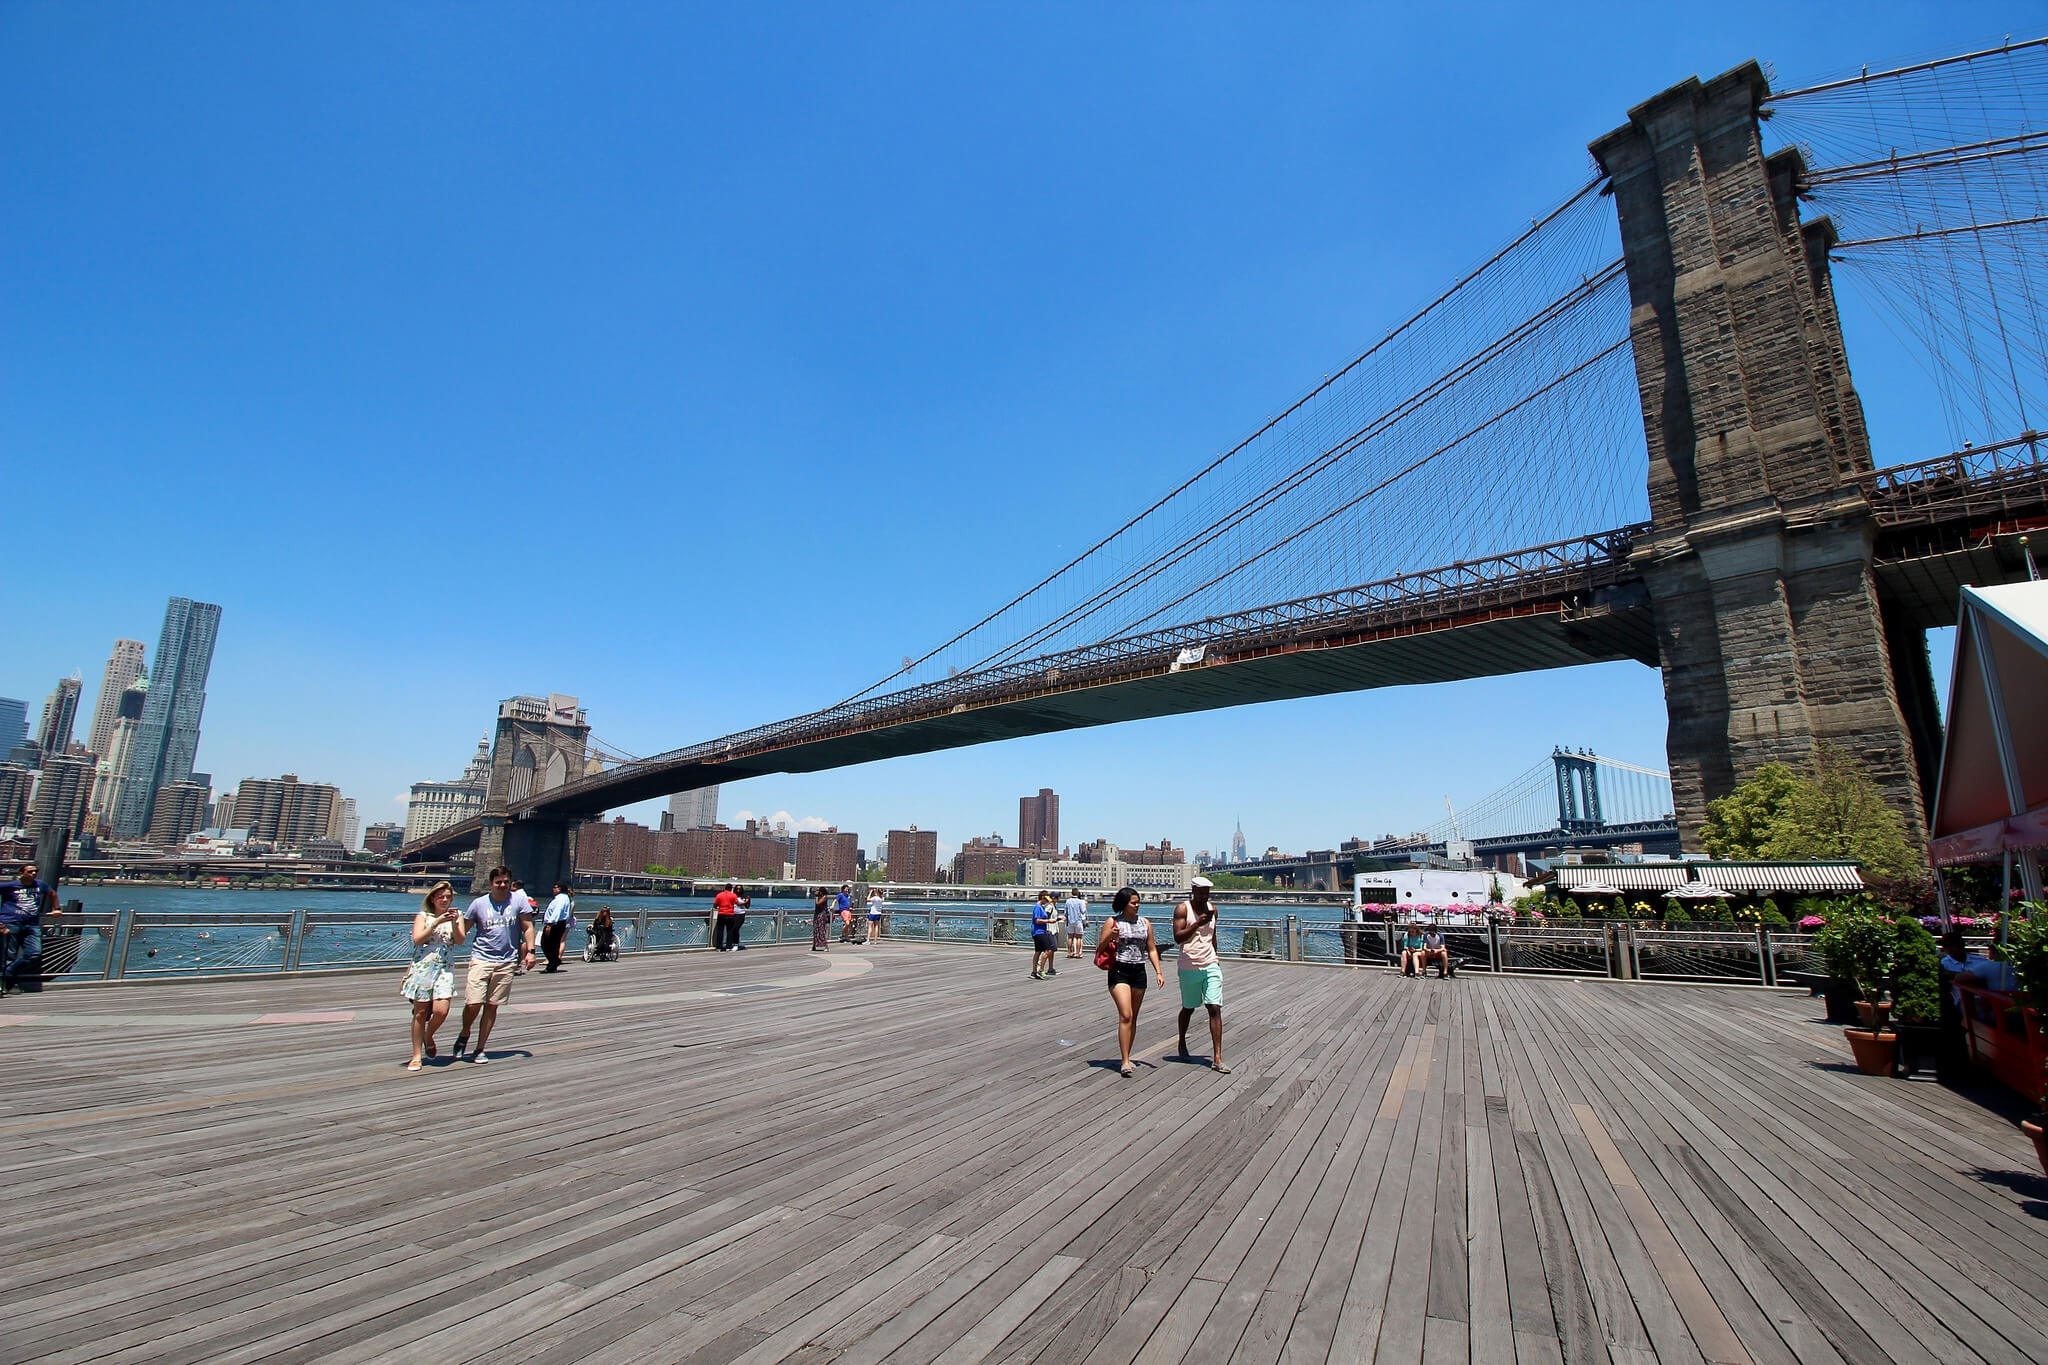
{"left": 2007, "top": 908, "right": 2048, "bottom": 1174}
{"left": 1813, "top": 910, "right": 1901, "bottom": 1075}
{"left": 1887, "top": 919, "right": 1944, "bottom": 1078}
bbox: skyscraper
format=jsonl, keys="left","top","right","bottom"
{"left": 113, "top": 597, "right": 223, "bottom": 837}
{"left": 330, "top": 796, "right": 359, "bottom": 852}
{"left": 0, "top": 698, "right": 28, "bottom": 756}
{"left": 90, "top": 681, "right": 148, "bottom": 822}
{"left": 86, "top": 640, "right": 147, "bottom": 757}
{"left": 29, "top": 753, "right": 96, "bottom": 836}
{"left": 231, "top": 774, "right": 339, "bottom": 846}
{"left": 147, "top": 778, "right": 212, "bottom": 846}
{"left": 668, "top": 785, "right": 720, "bottom": 831}
{"left": 1019, "top": 788, "right": 1060, "bottom": 854}
{"left": 36, "top": 676, "right": 83, "bottom": 757}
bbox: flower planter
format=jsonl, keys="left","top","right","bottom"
{"left": 1843, "top": 1028, "right": 1898, "bottom": 1077}
{"left": 1854, "top": 999, "right": 1891, "bottom": 1030}
{"left": 2025, "top": 1120, "right": 2048, "bottom": 1178}
{"left": 1818, "top": 977, "right": 1861, "bottom": 1024}
{"left": 1958, "top": 985, "right": 2047, "bottom": 1100}
{"left": 1889, "top": 1020, "right": 1945, "bottom": 1079}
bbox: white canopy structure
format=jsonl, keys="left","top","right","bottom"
{"left": 1927, "top": 580, "right": 2048, "bottom": 904}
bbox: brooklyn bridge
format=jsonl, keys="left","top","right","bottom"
{"left": 404, "top": 43, "right": 2048, "bottom": 891}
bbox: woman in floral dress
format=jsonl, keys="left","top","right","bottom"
{"left": 402, "top": 881, "right": 465, "bottom": 1070}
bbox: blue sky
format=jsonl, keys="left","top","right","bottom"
{"left": 3, "top": 3, "right": 2026, "bottom": 858}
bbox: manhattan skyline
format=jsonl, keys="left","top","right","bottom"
{"left": 5, "top": 4, "right": 2007, "bottom": 857}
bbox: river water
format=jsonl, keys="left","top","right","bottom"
{"left": 43, "top": 886, "right": 1391, "bottom": 980}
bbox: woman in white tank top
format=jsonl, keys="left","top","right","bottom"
{"left": 1098, "top": 886, "right": 1165, "bottom": 1078}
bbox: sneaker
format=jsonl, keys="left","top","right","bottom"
{"left": 1045, "top": 968, "right": 1057, "bottom": 977}
{"left": 1030, "top": 971, "right": 1043, "bottom": 980}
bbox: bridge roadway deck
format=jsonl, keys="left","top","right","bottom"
{"left": 7, "top": 946, "right": 2048, "bottom": 1363}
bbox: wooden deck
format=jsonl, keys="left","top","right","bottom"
{"left": 6, "top": 943, "right": 2048, "bottom": 1364}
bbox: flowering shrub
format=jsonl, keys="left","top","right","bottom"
{"left": 1797, "top": 915, "right": 1828, "bottom": 930}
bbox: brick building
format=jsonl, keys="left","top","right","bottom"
{"left": 1077, "top": 837, "right": 1181, "bottom": 866}
{"left": 951, "top": 834, "right": 1028, "bottom": 884}
{"left": 885, "top": 826, "right": 938, "bottom": 883}
{"left": 795, "top": 827, "right": 858, "bottom": 882}
{"left": 363, "top": 822, "right": 406, "bottom": 855}
{"left": 1018, "top": 788, "right": 1059, "bottom": 854}
{"left": 574, "top": 818, "right": 786, "bottom": 879}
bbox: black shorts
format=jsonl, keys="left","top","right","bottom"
{"left": 1032, "top": 932, "right": 1056, "bottom": 952}
{"left": 1107, "top": 961, "right": 1148, "bottom": 992}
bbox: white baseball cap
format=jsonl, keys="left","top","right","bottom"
{"left": 1190, "top": 876, "right": 1213, "bottom": 889}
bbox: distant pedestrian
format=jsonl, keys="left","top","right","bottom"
{"left": 1063, "top": 889, "right": 1087, "bottom": 959}
{"left": 540, "top": 880, "right": 575, "bottom": 971}
{"left": 401, "top": 881, "right": 465, "bottom": 1070}
{"left": 1030, "top": 891, "right": 1059, "bottom": 979}
{"left": 811, "top": 887, "right": 832, "bottom": 951}
{"left": 866, "top": 887, "right": 885, "bottom": 943}
{"left": 734, "top": 887, "right": 752, "bottom": 949}
{"left": 712, "top": 883, "right": 741, "bottom": 952}
{"left": 1173, "top": 876, "right": 1230, "bottom": 1073}
{"left": 837, "top": 884, "right": 855, "bottom": 942}
{"left": 452, "top": 866, "right": 536, "bottom": 1064}
{"left": 1100, "top": 887, "right": 1164, "bottom": 1077}
{"left": 586, "top": 905, "right": 618, "bottom": 961}
{"left": 0, "top": 861, "right": 56, "bottom": 997}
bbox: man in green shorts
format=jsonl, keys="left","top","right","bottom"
{"left": 1173, "top": 876, "right": 1230, "bottom": 1073}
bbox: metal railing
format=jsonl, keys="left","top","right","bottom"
{"left": 26, "top": 909, "right": 1873, "bottom": 989}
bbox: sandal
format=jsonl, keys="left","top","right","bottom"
{"left": 1210, "top": 1062, "right": 1233, "bottom": 1074}
{"left": 469, "top": 1052, "right": 489, "bottom": 1065}
{"left": 424, "top": 1040, "right": 437, "bottom": 1058}
{"left": 406, "top": 1060, "right": 423, "bottom": 1072}
{"left": 1120, "top": 1065, "right": 1135, "bottom": 1078}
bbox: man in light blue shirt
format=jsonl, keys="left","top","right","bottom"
{"left": 540, "top": 879, "right": 575, "bottom": 972}
{"left": 453, "top": 866, "right": 535, "bottom": 1063}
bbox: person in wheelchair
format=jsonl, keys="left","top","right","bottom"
{"left": 583, "top": 905, "right": 619, "bottom": 962}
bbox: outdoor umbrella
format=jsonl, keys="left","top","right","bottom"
{"left": 1568, "top": 881, "right": 1624, "bottom": 897}
{"left": 1665, "top": 882, "right": 1734, "bottom": 900}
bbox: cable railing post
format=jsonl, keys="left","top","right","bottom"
{"left": 284, "top": 908, "right": 308, "bottom": 972}
{"left": 1487, "top": 921, "right": 1501, "bottom": 973}
{"left": 105, "top": 908, "right": 133, "bottom": 980}
{"left": 1757, "top": 925, "right": 1776, "bottom": 986}
{"left": 1286, "top": 914, "right": 1301, "bottom": 962}
{"left": 633, "top": 908, "right": 648, "bottom": 954}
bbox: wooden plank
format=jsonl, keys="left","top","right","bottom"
{"left": 17, "top": 950, "right": 2048, "bottom": 1365}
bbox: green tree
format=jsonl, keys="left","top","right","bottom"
{"left": 1702, "top": 747, "right": 1920, "bottom": 879}
{"left": 1701, "top": 763, "right": 1802, "bottom": 859}
{"left": 1769, "top": 744, "right": 1919, "bottom": 879}
{"left": 1202, "top": 872, "right": 1266, "bottom": 890}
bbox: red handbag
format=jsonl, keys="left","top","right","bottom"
{"left": 1094, "top": 928, "right": 1118, "bottom": 970}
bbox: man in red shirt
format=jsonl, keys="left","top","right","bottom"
{"left": 712, "top": 883, "right": 741, "bottom": 952}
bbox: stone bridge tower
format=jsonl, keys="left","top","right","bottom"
{"left": 1591, "top": 62, "right": 1937, "bottom": 847}
{"left": 470, "top": 694, "right": 592, "bottom": 893}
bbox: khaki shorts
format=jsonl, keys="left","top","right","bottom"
{"left": 466, "top": 959, "right": 517, "bottom": 1006}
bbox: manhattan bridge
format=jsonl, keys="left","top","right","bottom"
{"left": 406, "top": 41, "right": 2048, "bottom": 891}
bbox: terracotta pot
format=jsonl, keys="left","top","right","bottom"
{"left": 1854, "top": 1000, "right": 1891, "bottom": 1029}
{"left": 2024, "top": 1120, "right": 2048, "bottom": 1178}
{"left": 1843, "top": 1028, "right": 1898, "bottom": 1077}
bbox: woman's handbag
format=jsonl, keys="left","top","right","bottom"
{"left": 1094, "top": 928, "right": 1118, "bottom": 971}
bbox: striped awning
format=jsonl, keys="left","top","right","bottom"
{"left": 1551, "top": 861, "right": 1865, "bottom": 893}
{"left": 1695, "top": 862, "right": 1864, "bottom": 892}
{"left": 1554, "top": 866, "right": 1687, "bottom": 891}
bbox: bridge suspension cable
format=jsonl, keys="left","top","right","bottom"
{"left": 1767, "top": 34, "right": 2048, "bottom": 447}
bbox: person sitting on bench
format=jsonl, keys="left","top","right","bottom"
{"left": 1399, "top": 922, "right": 1426, "bottom": 976}
{"left": 1421, "top": 927, "right": 1453, "bottom": 979}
